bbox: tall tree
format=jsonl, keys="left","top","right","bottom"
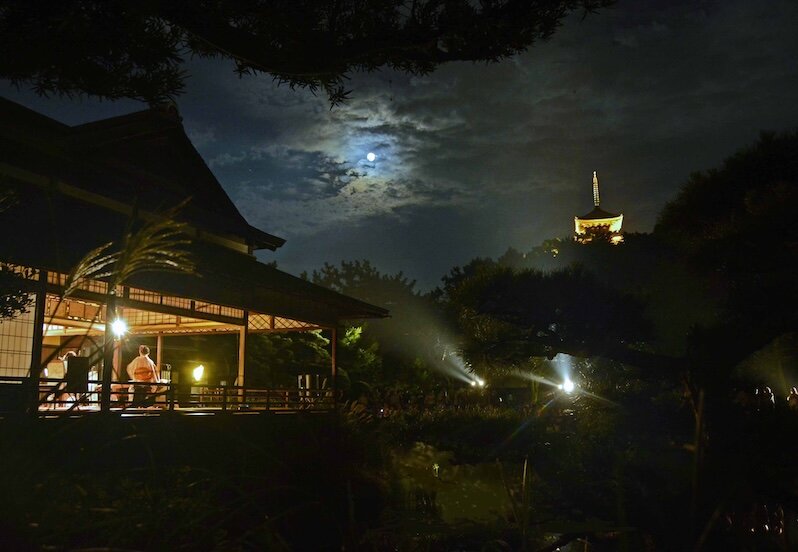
{"left": 311, "top": 260, "right": 449, "bottom": 387}
{"left": 656, "top": 131, "right": 798, "bottom": 340}
{"left": 0, "top": 0, "right": 613, "bottom": 104}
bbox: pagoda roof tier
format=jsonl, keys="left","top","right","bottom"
{"left": 577, "top": 206, "right": 622, "bottom": 221}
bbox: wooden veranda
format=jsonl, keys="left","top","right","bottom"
{"left": 1, "top": 263, "right": 341, "bottom": 415}
{"left": 0, "top": 98, "right": 387, "bottom": 415}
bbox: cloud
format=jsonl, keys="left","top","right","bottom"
{"left": 184, "top": 124, "right": 216, "bottom": 148}
{"left": 174, "top": 0, "right": 798, "bottom": 286}
{"left": 191, "top": 69, "right": 479, "bottom": 237}
{"left": 2, "top": 0, "right": 794, "bottom": 289}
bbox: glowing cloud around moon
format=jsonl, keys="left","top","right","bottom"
{"left": 366, "top": 152, "right": 376, "bottom": 162}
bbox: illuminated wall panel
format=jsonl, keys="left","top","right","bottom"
{"left": 0, "top": 295, "right": 35, "bottom": 378}
{"left": 248, "top": 312, "right": 318, "bottom": 332}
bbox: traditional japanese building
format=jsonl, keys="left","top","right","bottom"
{"left": 574, "top": 171, "right": 624, "bottom": 244}
{"left": 0, "top": 97, "right": 387, "bottom": 413}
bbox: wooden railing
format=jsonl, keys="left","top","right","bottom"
{"left": 0, "top": 376, "right": 335, "bottom": 414}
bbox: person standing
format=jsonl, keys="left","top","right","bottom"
{"left": 127, "top": 345, "right": 158, "bottom": 406}
{"left": 762, "top": 386, "right": 776, "bottom": 412}
{"left": 127, "top": 345, "right": 158, "bottom": 382}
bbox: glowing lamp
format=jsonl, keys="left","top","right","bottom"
{"left": 193, "top": 365, "right": 205, "bottom": 382}
{"left": 562, "top": 378, "right": 575, "bottom": 394}
{"left": 110, "top": 319, "right": 128, "bottom": 338}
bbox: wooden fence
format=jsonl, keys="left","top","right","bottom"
{"left": 0, "top": 376, "right": 335, "bottom": 414}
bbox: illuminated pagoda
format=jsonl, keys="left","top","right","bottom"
{"left": 574, "top": 171, "right": 624, "bottom": 244}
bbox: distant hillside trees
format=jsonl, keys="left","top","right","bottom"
{"left": 309, "top": 260, "right": 452, "bottom": 392}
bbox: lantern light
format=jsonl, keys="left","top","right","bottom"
{"left": 111, "top": 319, "right": 127, "bottom": 338}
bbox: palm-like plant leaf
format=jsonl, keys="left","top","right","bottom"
{"left": 63, "top": 203, "right": 195, "bottom": 298}
{"left": 114, "top": 215, "right": 195, "bottom": 285}
{"left": 64, "top": 242, "right": 118, "bottom": 297}
{"left": 0, "top": 185, "right": 17, "bottom": 214}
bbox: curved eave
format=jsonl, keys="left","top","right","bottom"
{"left": 574, "top": 214, "right": 624, "bottom": 234}
{"left": 247, "top": 225, "right": 286, "bottom": 251}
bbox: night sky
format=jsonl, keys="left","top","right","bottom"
{"left": 3, "top": 0, "right": 797, "bottom": 289}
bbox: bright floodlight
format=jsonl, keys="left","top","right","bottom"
{"left": 562, "top": 378, "right": 575, "bottom": 394}
{"left": 193, "top": 365, "right": 205, "bottom": 382}
{"left": 366, "top": 152, "right": 376, "bottom": 162}
{"left": 476, "top": 378, "right": 486, "bottom": 388}
{"left": 110, "top": 319, "right": 127, "bottom": 338}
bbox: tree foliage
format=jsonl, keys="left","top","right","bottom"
{"left": 0, "top": 0, "right": 613, "bottom": 104}
{"left": 444, "top": 262, "right": 679, "bottom": 374}
{"left": 310, "top": 259, "right": 418, "bottom": 309}
{"left": 0, "top": 264, "right": 33, "bottom": 320}
{"left": 236, "top": 260, "right": 445, "bottom": 394}
{"left": 311, "top": 259, "right": 451, "bottom": 388}
{"left": 245, "top": 330, "right": 332, "bottom": 386}
{"left": 656, "top": 130, "right": 798, "bottom": 337}
{"left": 0, "top": 184, "right": 32, "bottom": 320}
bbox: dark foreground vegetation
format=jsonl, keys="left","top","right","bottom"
{"left": 0, "top": 412, "right": 387, "bottom": 551}
{"left": 4, "top": 394, "right": 798, "bottom": 551}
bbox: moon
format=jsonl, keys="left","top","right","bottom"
{"left": 366, "top": 152, "right": 376, "bottom": 162}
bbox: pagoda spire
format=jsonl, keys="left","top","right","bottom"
{"left": 592, "top": 171, "right": 601, "bottom": 206}
{"left": 575, "top": 170, "right": 624, "bottom": 244}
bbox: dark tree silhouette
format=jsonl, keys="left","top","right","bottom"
{"left": 310, "top": 259, "right": 418, "bottom": 308}
{"left": 0, "top": 0, "right": 613, "bottom": 104}
{"left": 310, "top": 259, "right": 451, "bottom": 387}
{"left": 446, "top": 262, "right": 680, "bottom": 374}
{"left": 656, "top": 130, "right": 798, "bottom": 377}
{"left": 0, "top": 187, "right": 33, "bottom": 319}
{"left": 0, "top": 265, "right": 33, "bottom": 320}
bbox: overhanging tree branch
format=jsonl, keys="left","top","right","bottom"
{"left": 0, "top": 0, "right": 614, "bottom": 103}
